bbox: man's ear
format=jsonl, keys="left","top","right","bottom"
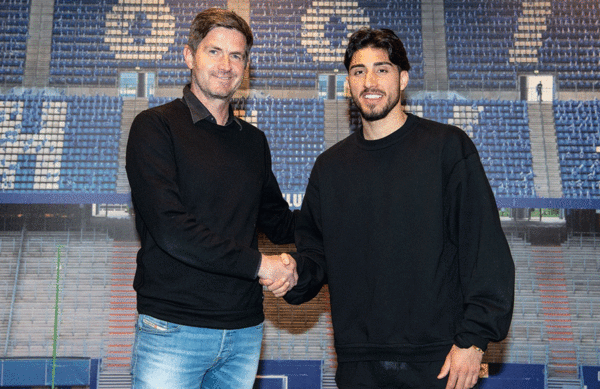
{"left": 183, "top": 45, "right": 194, "bottom": 70}
{"left": 400, "top": 70, "right": 410, "bottom": 91}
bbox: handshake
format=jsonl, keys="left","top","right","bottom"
{"left": 257, "top": 253, "right": 298, "bottom": 297}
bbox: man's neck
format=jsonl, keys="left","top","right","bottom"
{"left": 191, "top": 86, "right": 231, "bottom": 126}
{"left": 362, "top": 108, "right": 408, "bottom": 141}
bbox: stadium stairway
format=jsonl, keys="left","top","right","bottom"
{"left": 97, "top": 371, "right": 131, "bottom": 389}
{"left": 533, "top": 247, "right": 583, "bottom": 388}
{"left": 528, "top": 102, "right": 563, "bottom": 198}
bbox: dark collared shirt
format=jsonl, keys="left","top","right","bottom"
{"left": 182, "top": 84, "right": 242, "bottom": 129}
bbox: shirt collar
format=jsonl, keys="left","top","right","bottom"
{"left": 181, "top": 84, "right": 242, "bottom": 130}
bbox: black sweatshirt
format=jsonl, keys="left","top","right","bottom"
{"left": 285, "top": 113, "right": 515, "bottom": 363}
{"left": 126, "top": 86, "right": 296, "bottom": 329}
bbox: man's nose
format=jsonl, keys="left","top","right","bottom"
{"left": 219, "top": 55, "right": 232, "bottom": 71}
{"left": 365, "top": 71, "right": 377, "bottom": 88}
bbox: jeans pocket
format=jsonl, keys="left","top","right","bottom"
{"left": 138, "top": 314, "right": 181, "bottom": 335}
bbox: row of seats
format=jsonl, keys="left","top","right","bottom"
{"left": 0, "top": 92, "right": 122, "bottom": 193}
{"left": 555, "top": 100, "right": 600, "bottom": 197}
{"left": 2, "top": 0, "right": 598, "bottom": 91}
{"left": 243, "top": 97, "right": 324, "bottom": 192}
{"left": 47, "top": 0, "right": 224, "bottom": 86}
{"left": 445, "top": 0, "right": 600, "bottom": 91}
{"left": 2, "top": 92, "right": 598, "bottom": 200}
{"left": 0, "top": 0, "right": 29, "bottom": 83}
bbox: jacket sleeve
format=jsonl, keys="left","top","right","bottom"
{"left": 256, "top": 135, "right": 298, "bottom": 245}
{"left": 446, "top": 149, "right": 515, "bottom": 351}
{"left": 284, "top": 165, "right": 328, "bottom": 305}
{"left": 126, "top": 109, "right": 261, "bottom": 280}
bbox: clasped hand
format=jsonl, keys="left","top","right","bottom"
{"left": 257, "top": 253, "right": 298, "bottom": 297}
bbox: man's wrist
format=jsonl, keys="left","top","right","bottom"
{"left": 470, "top": 345, "right": 485, "bottom": 354}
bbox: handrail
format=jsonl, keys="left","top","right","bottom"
{"left": 3, "top": 225, "right": 26, "bottom": 357}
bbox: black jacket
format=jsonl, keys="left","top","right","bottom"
{"left": 126, "top": 87, "right": 296, "bottom": 329}
{"left": 285, "top": 114, "right": 515, "bottom": 362}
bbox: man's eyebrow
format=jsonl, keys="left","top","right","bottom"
{"left": 349, "top": 61, "right": 393, "bottom": 70}
{"left": 374, "top": 61, "right": 394, "bottom": 67}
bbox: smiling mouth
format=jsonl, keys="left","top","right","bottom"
{"left": 212, "top": 72, "right": 234, "bottom": 81}
{"left": 361, "top": 90, "right": 385, "bottom": 100}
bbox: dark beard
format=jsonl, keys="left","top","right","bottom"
{"left": 355, "top": 93, "right": 400, "bottom": 122}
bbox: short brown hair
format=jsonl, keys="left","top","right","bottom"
{"left": 187, "top": 8, "right": 253, "bottom": 61}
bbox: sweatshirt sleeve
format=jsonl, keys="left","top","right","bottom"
{"left": 284, "top": 165, "right": 328, "bottom": 305}
{"left": 126, "top": 109, "right": 261, "bottom": 280}
{"left": 446, "top": 148, "right": 516, "bottom": 351}
{"left": 256, "top": 135, "right": 298, "bottom": 245}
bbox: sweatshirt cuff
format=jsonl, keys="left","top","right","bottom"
{"left": 254, "top": 253, "right": 262, "bottom": 279}
{"left": 454, "top": 333, "right": 489, "bottom": 352}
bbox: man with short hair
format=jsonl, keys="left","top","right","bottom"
{"left": 127, "top": 8, "right": 297, "bottom": 389}
{"left": 269, "top": 28, "right": 515, "bottom": 389}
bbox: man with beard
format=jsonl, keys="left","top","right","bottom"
{"left": 265, "top": 28, "right": 515, "bottom": 389}
{"left": 126, "top": 8, "right": 298, "bottom": 389}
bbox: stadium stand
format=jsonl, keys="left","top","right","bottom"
{"left": 0, "top": 0, "right": 29, "bottom": 86}
{"left": 445, "top": 0, "right": 519, "bottom": 90}
{"left": 446, "top": 0, "right": 600, "bottom": 92}
{"left": 554, "top": 100, "right": 600, "bottom": 198}
{"left": 241, "top": 97, "right": 325, "bottom": 192}
{"left": 249, "top": 0, "right": 424, "bottom": 90}
{"left": 50, "top": 0, "right": 227, "bottom": 87}
{"left": 539, "top": 0, "right": 600, "bottom": 91}
{"left": 1, "top": 91, "right": 122, "bottom": 193}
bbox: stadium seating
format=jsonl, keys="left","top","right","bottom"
{"left": 0, "top": 0, "right": 29, "bottom": 86}
{"left": 0, "top": 91, "right": 122, "bottom": 193}
{"left": 539, "top": 0, "right": 600, "bottom": 91}
{"left": 445, "top": 0, "right": 519, "bottom": 90}
{"left": 242, "top": 97, "right": 325, "bottom": 192}
{"left": 554, "top": 100, "right": 600, "bottom": 198}
{"left": 249, "top": 0, "right": 424, "bottom": 90}
{"left": 446, "top": 0, "right": 600, "bottom": 91}
{"left": 49, "top": 0, "right": 227, "bottom": 87}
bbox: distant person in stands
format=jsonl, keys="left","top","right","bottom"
{"left": 126, "top": 8, "right": 298, "bottom": 389}
{"left": 536, "top": 81, "right": 543, "bottom": 101}
{"left": 265, "top": 28, "right": 515, "bottom": 389}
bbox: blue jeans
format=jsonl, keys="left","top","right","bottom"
{"left": 131, "top": 314, "right": 263, "bottom": 389}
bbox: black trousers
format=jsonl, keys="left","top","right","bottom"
{"left": 336, "top": 360, "right": 481, "bottom": 389}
